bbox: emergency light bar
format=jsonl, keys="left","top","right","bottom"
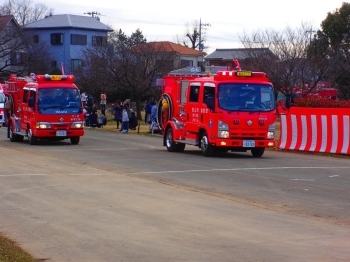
{"left": 215, "top": 71, "right": 268, "bottom": 80}
{"left": 36, "top": 75, "right": 75, "bottom": 82}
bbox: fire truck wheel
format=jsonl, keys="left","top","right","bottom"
{"left": 251, "top": 148, "right": 265, "bottom": 157}
{"left": 8, "top": 123, "right": 18, "bottom": 142}
{"left": 70, "top": 137, "right": 80, "bottom": 145}
{"left": 200, "top": 131, "right": 215, "bottom": 157}
{"left": 28, "top": 129, "right": 37, "bottom": 145}
{"left": 165, "top": 128, "right": 178, "bottom": 152}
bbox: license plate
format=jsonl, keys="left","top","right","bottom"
{"left": 56, "top": 130, "right": 67, "bottom": 136}
{"left": 243, "top": 140, "right": 255, "bottom": 147}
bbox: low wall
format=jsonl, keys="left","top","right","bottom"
{"left": 278, "top": 107, "right": 350, "bottom": 155}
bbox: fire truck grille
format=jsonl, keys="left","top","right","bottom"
{"left": 51, "top": 123, "right": 71, "bottom": 129}
{"left": 230, "top": 132, "right": 266, "bottom": 140}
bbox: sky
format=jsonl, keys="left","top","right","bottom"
{"left": 44, "top": 0, "right": 345, "bottom": 54}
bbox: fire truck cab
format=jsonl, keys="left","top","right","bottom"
{"left": 158, "top": 69, "right": 277, "bottom": 157}
{"left": 5, "top": 74, "right": 88, "bottom": 145}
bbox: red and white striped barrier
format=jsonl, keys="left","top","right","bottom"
{"left": 278, "top": 107, "right": 350, "bottom": 155}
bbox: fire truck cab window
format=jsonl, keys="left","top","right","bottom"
{"left": 0, "top": 93, "right": 5, "bottom": 103}
{"left": 23, "top": 89, "right": 29, "bottom": 103}
{"left": 189, "top": 86, "right": 199, "bottom": 102}
{"left": 203, "top": 86, "right": 214, "bottom": 104}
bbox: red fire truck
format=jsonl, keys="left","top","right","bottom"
{"left": 4, "top": 73, "right": 89, "bottom": 145}
{"left": 156, "top": 67, "right": 277, "bottom": 157}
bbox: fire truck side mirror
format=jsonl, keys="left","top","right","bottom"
{"left": 28, "top": 97, "right": 34, "bottom": 107}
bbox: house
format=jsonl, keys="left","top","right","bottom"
{"left": 0, "top": 15, "right": 31, "bottom": 80}
{"left": 22, "top": 14, "right": 113, "bottom": 74}
{"left": 148, "top": 41, "right": 206, "bottom": 69}
{"left": 204, "top": 48, "right": 276, "bottom": 70}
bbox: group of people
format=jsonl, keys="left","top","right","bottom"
{"left": 112, "top": 99, "right": 138, "bottom": 133}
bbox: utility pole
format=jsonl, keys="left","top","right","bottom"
{"left": 85, "top": 11, "right": 101, "bottom": 20}
{"left": 305, "top": 28, "right": 316, "bottom": 45}
{"left": 198, "top": 18, "right": 211, "bottom": 51}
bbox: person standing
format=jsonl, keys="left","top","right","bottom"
{"left": 100, "top": 92, "right": 107, "bottom": 115}
{"left": 113, "top": 100, "right": 123, "bottom": 130}
{"left": 81, "top": 91, "right": 87, "bottom": 107}
{"left": 121, "top": 106, "right": 129, "bottom": 133}
{"left": 149, "top": 100, "right": 157, "bottom": 133}
{"left": 144, "top": 99, "right": 152, "bottom": 124}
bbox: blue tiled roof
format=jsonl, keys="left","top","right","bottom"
{"left": 23, "top": 14, "right": 113, "bottom": 32}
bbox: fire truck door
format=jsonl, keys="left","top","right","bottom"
{"left": 201, "top": 85, "right": 215, "bottom": 126}
{"left": 20, "top": 88, "right": 31, "bottom": 130}
{"left": 185, "top": 85, "right": 201, "bottom": 134}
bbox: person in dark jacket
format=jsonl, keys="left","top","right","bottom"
{"left": 113, "top": 100, "right": 123, "bottom": 130}
{"left": 129, "top": 111, "right": 138, "bottom": 130}
{"left": 144, "top": 99, "right": 152, "bottom": 124}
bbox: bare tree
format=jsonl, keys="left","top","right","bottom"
{"left": 75, "top": 28, "right": 177, "bottom": 120}
{"left": 0, "top": 16, "right": 30, "bottom": 80}
{"left": 240, "top": 22, "right": 334, "bottom": 97}
{"left": 24, "top": 31, "right": 54, "bottom": 74}
{"left": 0, "top": 0, "right": 53, "bottom": 26}
{"left": 183, "top": 21, "right": 200, "bottom": 49}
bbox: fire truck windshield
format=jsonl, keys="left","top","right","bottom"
{"left": 0, "top": 93, "right": 5, "bottom": 103}
{"left": 38, "top": 88, "right": 82, "bottom": 113}
{"left": 218, "top": 83, "right": 275, "bottom": 111}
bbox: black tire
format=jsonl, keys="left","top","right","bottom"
{"left": 200, "top": 131, "right": 215, "bottom": 157}
{"left": 176, "top": 143, "right": 186, "bottom": 152}
{"left": 165, "top": 128, "right": 178, "bottom": 152}
{"left": 70, "top": 137, "right": 80, "bottom": 145}
{"left": 28, "top": 129, "right": 37, "bottom": 145}
{"left": 9, "top": 123, "right": 17, "bottom": 142}
{"left": 251, "top": 148, "right": 265, "bottom": 157}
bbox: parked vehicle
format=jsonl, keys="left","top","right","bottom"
{"left": 4, "top": 74, "right": 93, "bottom": 145}
{"left": 156, "top": 62, "right": 279, "bottom": 157}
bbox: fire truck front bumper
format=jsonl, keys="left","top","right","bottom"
{"left": 214, "top": 139, "right": 275, "bottom": 148}
{"left": 33, "top": 129, "right": 84, "bottom": 138}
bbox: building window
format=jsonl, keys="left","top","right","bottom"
{"left": 181, "top": 59, "right": 193, "bottom": 68}
{"left": 71, "top": 34, "right": 87, "bottom": 45}
{"left": 10, "top": 52, "right": 28, "bottom": 64}
{"left": 51, "top": 33, "right": 63, "bottom": 45}
{"left": 92, "top": 36, "right": 107, "bottom": 46}
{"left": 71, "top": 59, "right": 83, "bottom": 70}
{"left": 33, "top": 35, "right": 39, "bottom": 43}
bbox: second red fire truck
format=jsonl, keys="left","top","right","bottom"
{"left": 156, "top": 64, "right": 278, "bottom": 157}
{"left": 3, "top": 73, "right": 90, "bottom": 145}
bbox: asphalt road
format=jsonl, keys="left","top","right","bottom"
{"left": 0, "top": 127, "right": 349, "bottom": 262}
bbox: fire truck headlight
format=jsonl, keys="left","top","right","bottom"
{"left": 218, "top": 120, "right": 229, "bottom": 138}
{"left": 71, "top": 121, "right": 84, "bottom": 129}
{"left": 267, "top": 123, "right": 275, "bottom": 139}
{"left": 36, "top": 122, "right": 51, "bottom": 129}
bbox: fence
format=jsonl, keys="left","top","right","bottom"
{"left": 278, "top": 107, "right": 350, "bottom": 155}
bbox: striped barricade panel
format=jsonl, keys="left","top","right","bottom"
{"left": 278, "top": 107, "right": 350, "bottom": 155}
